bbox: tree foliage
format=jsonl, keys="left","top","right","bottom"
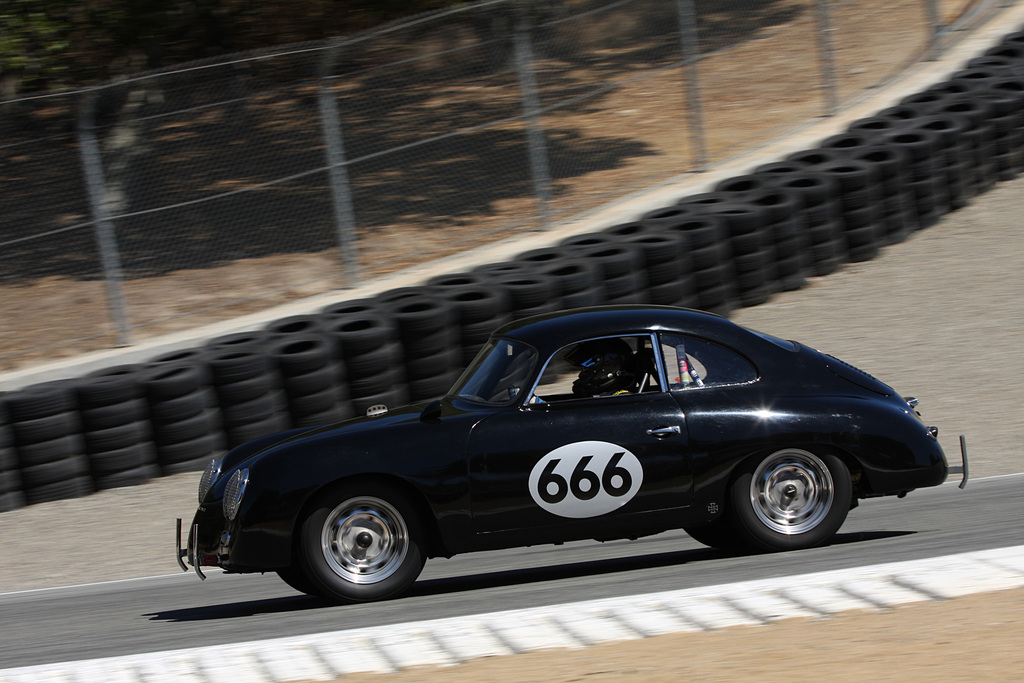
{"left": 0, "top": 0, "right": 462, "bottom": 96}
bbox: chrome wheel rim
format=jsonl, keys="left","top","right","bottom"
{"left": 321, "top": 496, "right": 408, "bottom": 584}
{"left": 750, "top": 449, "right": 834, "bottom": 535}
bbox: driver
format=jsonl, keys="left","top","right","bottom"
{"left": 565, "top": 338, "right": 638, "bottom": 397}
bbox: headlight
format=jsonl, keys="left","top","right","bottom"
{"left": 198, "top": 459, "right": 222, "bottom": 504}
{"left": 223, "top": 468, "right": 249, "bottom": 521}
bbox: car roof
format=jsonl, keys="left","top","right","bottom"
{"left": 493, "top": 305, "right": 755, "bottom": 352}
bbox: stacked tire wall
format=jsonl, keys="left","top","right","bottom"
{"left": 4, "top": 28, "right": 1024, "bottom": 510}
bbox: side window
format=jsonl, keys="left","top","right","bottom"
{"left": 659, "top": 333, "right": 756, "bottom": 389}
{"left": 532, "top": 335, "right": 660, "bottom": 402}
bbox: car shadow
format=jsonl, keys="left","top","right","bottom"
{"left": 145, "top": 529, "right": 915, "bottom": 622}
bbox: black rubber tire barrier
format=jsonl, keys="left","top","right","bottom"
{"left": 80, "top": 397, "right": 148, "bottom": 431}
{"left": 375, "top": 287, "right": 437, "bottom": 309}
{"left": 265, "top": 315, "right": 329, "bottom": 337}
{"left": 785, "top": 148, "right": 843, "bottom": 167}
{"left": 20, "top": 454, "right": 90, "bottom": 489}
{"left": 437, "top": 286, "right": 509, "bottom": 324}
{"left": 675, "top": 191, "right": 734, "bottom": 211}
{"left": 532, "top": 256, "right": 601, "bottom": 299}
{"left": 0, "top": 490, "right": 26, "bottom": 513}
{"left": 638, "top": 205, "right": 701, "bottom": 231}
{"left": 11, "top": 411, "right": 79, "bottom": 446}
{"left": 24, "top": 476, "right": 93, "bottom": 505}
{"left": 147, "top": 386, "right": 215, "bottom": 425}
{"left": 845, "top": 145, "right": 918, "bottom": 242}
{"left": 324, "top": 314, "right": 396, "bottom": 357}
{"left": 205, "top": 330, "right": 273, "bottom": 351}
{"left": 152, "top": 409, "right": 220, "bottom": 446}
{"left": 471, "top": 261, "right": 535, "bottom": 277}
{"left": 753, "top": 160, "right": 809, "bottom": 176}
{"left": 342, "top": 342, "right": 404, "bottom": 379}
{"left": 155, "top": 431, "right": 223, "bottom": 471}
{"left": 515, "top": 246, "right": 576, "bottom": 266}
{"left": 559, "top": 232, "right": 621, "bottom": 252}
{"left": 93, "top": 463, "right": 160, "bottom": 491}
{"left": 206, "top": 346, "right": 277, "bottom": 385}
{"left": 713, "top": 174, "right": 769, "bottom": 196}
{"left": 388, "top": 297, "right": 455, "bottom": 340}
{"left": 83, "top": 421, "right": 148, "bottom": 454}
{"left": 881, "top": 129, "right": 946, "bottom": 227}
{"left": 271, "top": 335, "right": 338, "bottom": 378}
{"left": 935, "top": 98, "right": 998, "bottom": 193}
{"left": 142, "top": 362, "right": 209, "bottom": 401}
{"left": 77, "top": 365, "right": 144, "bottom": 409}
{"left": 601, "top": 221, "right": 649, "bottom": 238}
{"left": 6, "top": 381, "right": 76, "bottom": 422}
{"left": 89, "top": 443, "right": 156, "bottom": 476}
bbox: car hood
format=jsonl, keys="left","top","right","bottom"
{"left": 218, "top": 398, "right": 488, "bottom": 474}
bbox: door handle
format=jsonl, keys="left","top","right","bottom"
{"left": 646, "top": 425, "right": 681, "bottom": 438}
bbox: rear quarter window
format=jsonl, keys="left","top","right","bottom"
{"left": 660, "top": 333, "right": 757, "bottom": 389}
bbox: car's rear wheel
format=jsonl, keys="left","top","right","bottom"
{"left": 299, "top": 482, "right": 425, "bottom": 603}
{"left": 731, "top": 448, "right": 852, "bottom": 552}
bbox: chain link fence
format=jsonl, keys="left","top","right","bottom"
{"left": 0, "top": 0, "right": 991, "bottom": 371}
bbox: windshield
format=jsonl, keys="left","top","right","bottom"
{"left": 450, "top": 338, "right": 538, "bottom": 405}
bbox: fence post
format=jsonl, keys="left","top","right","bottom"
{"left": 676, "top": 0, "right": 708, "bottom": 171}
{"left": 513, "top": 8, "right": 553, "bottom": 229}
{"left": 318, "top": 45, "right": 362, "bottom": 288}
{"left": 924, "top": 0, "right": 942, "bottom": 60}
{"left": 814, "top": 0, "right": 840, "bottom": 116}
{"left": 77, "top": 90, "right": 131, "bottom": 347}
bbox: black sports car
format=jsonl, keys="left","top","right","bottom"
{"left": 178, "top": 306, "right": 967, "bottom": 603}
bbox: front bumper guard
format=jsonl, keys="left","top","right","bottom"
{"left": 176, "top": 518, "right": 207, "bottom": 580}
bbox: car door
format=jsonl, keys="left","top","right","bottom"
{"left": 466, "top": 335, "right": 693, "bottom": 535}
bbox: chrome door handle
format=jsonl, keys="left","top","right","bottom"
{"left": 646, "top": 425, "right": 681, "bottom": 437}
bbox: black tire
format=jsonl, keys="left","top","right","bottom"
{"left": 81, "top": 397, "right": 148, "bottom": 431}
{"left": 12, "top": 411, "right": 79, "bottom": 445}
{"left": 14, "top": 433, "right": 84, "bottom": 467}
{"left": 142, "top": 363, "right": 208, "bottom": 401}
{"left": 88, "top": 442, "right": 156, "bottom": 475}
{"left": 149, "top": 389, "right": 214, "bottom": 424}
{"left": 299, "top": 482, "right": 426, "bottom": 603}
{"left": 730, "top": 448, "right": 852, "bottom": 552}
{"left": 24, "top": 476, "right": 93, "bottom": 505}
{"left": 93, "top": 464, "right": 160, "bottom": 491}
{"left": 84, "top": 421, "right": 148, "bottom": 454}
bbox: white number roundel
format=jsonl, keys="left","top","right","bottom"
{"left": 528, "top": 441, "right": 644, "bottom": 518}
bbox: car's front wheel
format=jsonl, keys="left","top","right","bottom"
{"left": 731, "top": 448, "right": 852, "bottom": 552}
{"left": 299, "top": 482, "right": 426, "bottom": 603}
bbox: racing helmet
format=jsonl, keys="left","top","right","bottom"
{"left": 567, "top": 337, "right": 638, "bottom": 396}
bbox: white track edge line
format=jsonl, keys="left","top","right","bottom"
{"left": 2, "top": 545, "right": 1023, "bottom": 683}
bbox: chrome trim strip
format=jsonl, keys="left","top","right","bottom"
{"left": 175, "top": 518, "right": 188, "bottom": 572}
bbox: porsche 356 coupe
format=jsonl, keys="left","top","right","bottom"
{"left": 177, "top": 306, "right": 967, "bottom": 603}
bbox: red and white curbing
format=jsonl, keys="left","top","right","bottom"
{"left": 3, "top": 544, "right": 1023, "bottom": 683}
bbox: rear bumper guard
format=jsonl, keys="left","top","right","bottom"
{"left": 947, "top": 434, "right": 969, "bottom": 489}
{"left": 175, "top": 517, "right": 207, "bottom": 580}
